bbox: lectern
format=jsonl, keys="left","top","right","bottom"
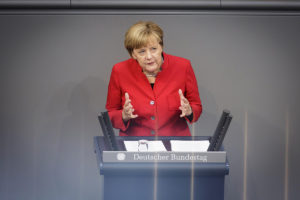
{"left": 94, "top": 136, "right": 229, "bottom": 200}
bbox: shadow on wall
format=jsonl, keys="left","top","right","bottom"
{"left": 245, "top": 109, "right": 286, "bottom": 200}
{"left": 35, "top": 76, "right": 106, "bottom": 200}
{"left": 194, "top": 85, "right": 246, "bottom": 200}
{"left": 225, "top": 106, "right": 287, "bottom": 200}
{"left": 56, "top": 76, "right": 106, "bottom": 199}
{"left": 192, "top": 84, "right": 219, "bottom": 136}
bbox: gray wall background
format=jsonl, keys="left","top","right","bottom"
{"left": 0, "top": 12, "right": 300, "bottom": 200}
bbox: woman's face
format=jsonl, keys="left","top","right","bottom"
{"left": 132, "top": 38, "right": 163, "bottom": 74}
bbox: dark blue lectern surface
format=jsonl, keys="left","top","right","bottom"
{"left": 94, "top": 136, "right": 229, "bottom": 200}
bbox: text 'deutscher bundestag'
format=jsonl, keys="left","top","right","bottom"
{"left": 103, "top": 151, "right": 226, "bottom": 163}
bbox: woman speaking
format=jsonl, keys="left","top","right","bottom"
{"left": 106, "top": 21, "right": 202, "bottom": 136}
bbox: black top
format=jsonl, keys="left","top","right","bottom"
{"left": 150, "top": 83, "right": 154, "bottom": 89}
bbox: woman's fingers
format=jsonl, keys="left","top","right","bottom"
{"left": 125, "top": 92, "right": 129, "bottom": 100}
{"left": 181, "top": 97, "right": 189, "bottom": 104}
{"left": 178, "top": 89, "right": 184, "bottom": 100}
{"left": 179, "top": 106, "right": 187, "bottom": 117}
{"left": 178, "top": 89, "right": 192, "bottom": 117}
{"left": 122, "top": 92, "right": 138, "bottom": 121}
{"left": 131, "top": 113, "right": 138, "bottom": 118}
{"left": 179, "top": 89, "right": 189, "bottom": 104}
{"left": 126, "top": 108, "right": 138, "bottom": 119}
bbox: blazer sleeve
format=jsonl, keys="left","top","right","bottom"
{"left": 105, "top": 66, "right": 130, "bottom": 131}
{"left": 184, "top": 61, "right": 202, "bottom": 123}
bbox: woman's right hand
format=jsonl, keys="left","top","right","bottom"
{"left": 122, "top": 92, "right": 138, "bottom": 122}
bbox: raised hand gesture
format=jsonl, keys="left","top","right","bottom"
{"left": 122, "top": 92, "right": 138, "bottom": 122}
{"left": 178, "top": 89, "right": 192, "bottom": 117}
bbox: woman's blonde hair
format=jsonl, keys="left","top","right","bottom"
{"left": 124, "top": 21, "right": 164, "bottom": 56}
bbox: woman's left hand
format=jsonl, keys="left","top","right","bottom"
{"left": 178, "top": 89, "right": 192, "bottom": 117}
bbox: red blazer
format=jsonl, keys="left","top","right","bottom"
{"left": 106, "top": 52, "right": 202, "bottom": 136}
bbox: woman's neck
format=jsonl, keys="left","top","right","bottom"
{"left": 147, "top": 76, "right": 156, "bottom": 84}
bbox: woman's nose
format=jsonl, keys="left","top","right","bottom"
{"left": 146, "top": 50, "right": 152, "bottom": 59}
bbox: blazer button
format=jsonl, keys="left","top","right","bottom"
{"left": 151, "top": 116, "right": 155, "bottom": 120}
{"left": 150, "top": 100, "right": 155, "bottom": 105}
{"left": 151, "top": 130, "right": 155, "bottom": 135}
